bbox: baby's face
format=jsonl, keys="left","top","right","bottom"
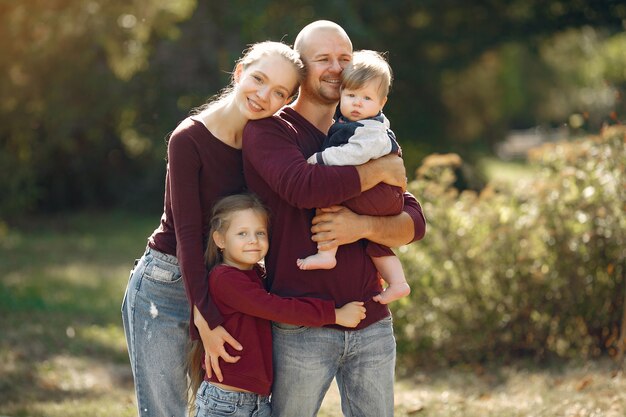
{"left": 339, "top": 79, "right": 387, "bottom": 122}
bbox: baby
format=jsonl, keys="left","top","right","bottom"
{"left": 298, "top": 50, "right": 410, "bottom": 305}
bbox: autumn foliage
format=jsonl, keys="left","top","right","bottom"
{"left": 394, "top": 127, "right": 626, "bottom": 369}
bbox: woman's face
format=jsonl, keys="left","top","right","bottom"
{"left": 235, "top": 55, "right": 299, "bottom": 120}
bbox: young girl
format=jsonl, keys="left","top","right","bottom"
{"left": 188, "top": 193, "right": 366, "bottom": 416}
{"left": 121, "top": 41, "right": 307, "bottom": 417}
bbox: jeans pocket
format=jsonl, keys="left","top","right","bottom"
{"left": 272, "top": 321, "right": 307, "bottom": 334}
{"left": 208, "top": 398, "right": 238, "bottom": 416}
{"left": 120, "top": 260, "right": 140, "bottom": 312}
{"left": 144, "top": 258, "right": 182, "bottom": 284}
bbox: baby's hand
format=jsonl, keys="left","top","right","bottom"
{"left": 335, "top": 301, "right": 366, "bottom": 328}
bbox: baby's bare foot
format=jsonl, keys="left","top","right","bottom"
{"left": 372, "top": 282, "right": 411, "bottom": 304}
{"left": 297, "top": 253, "right": 337, "bottom": 271}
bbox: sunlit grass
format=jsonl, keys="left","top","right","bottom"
{"left": 318, "top": 360, "right": 626, "bottom": 417}
{"left": 1, "top": 210, "right": 625, "bottom": 416}
{"left": 478, "top": 156, "right": 540, "bottom": 186}
{"left": 0, "top": 210, "right": 152, "bottom": 416}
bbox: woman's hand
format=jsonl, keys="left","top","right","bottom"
{"left": 194, "top": 307, "right": 242, "bottom": 382}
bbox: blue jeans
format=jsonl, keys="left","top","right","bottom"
{"left": 121, "top": 246, "right": 190, "bottom": 417}
{"left": 194, "top": 381, "right": 270, "bottom": 417}
{"left": 271, "top": 316, "right": 396, "bottom": 417}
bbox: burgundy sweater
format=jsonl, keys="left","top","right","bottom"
{"left": 148, "top": 117, "right": 246, "bottom": 339}
{"left": 205, "top": 264, "right": 336, "bottom": 395}
{"left": 242, "top": 107, "right": 426, "bottom": 330}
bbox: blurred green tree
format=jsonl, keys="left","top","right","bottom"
{"left": 1, "top": 0, "right": 625, "bottom": 217}
{"left": 0, "top": 0, "right": 195, "bottom": 217}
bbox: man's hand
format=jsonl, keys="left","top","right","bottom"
{"left": 377, "top": 154, "right": 408, "bottom": 191}
{"left": 356, "top": 154, "right": 407, "bottom": 192}
{"left": 194, "top": 307, "right": 242, "bottom": 382}
{"left": 311, "top": 206, "right": 370, "bottom": 251}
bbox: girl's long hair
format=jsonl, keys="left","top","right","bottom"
{"left": 186, "top": 193, "right": 270, "bottom": 410}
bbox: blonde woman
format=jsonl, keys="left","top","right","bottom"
{"left": 121, "top": 41, "right": 305, "bottom": 417}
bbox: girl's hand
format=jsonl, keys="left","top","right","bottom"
{"left": 335, "top": 301, "right": 366, "bottom": 328}
{"left": 194, "top": 307, "right": 242, "bottom": 382}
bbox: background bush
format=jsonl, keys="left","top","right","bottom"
{"left": 394, "top": 127, "right": 626, "bottom": 370}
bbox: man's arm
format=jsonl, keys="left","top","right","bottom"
{"left": 311, "top": 191, "right": 426, "bottom": 250}
{"left": 356, "top": 154, "right": 407, "bottom": 194}
{"left": 243, "top": 118, "right": 406, "bottom": 209}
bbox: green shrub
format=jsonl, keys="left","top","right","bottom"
{"left": 395, "top": 127, "right": 626, "bottom": 369}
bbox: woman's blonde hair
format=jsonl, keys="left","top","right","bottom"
{"left": 186, "top": 193, "right": 270, "bottom": 411}
{"left": 193, "top": 41, "right": 305, "bottom": 115}
{"left": 341, "top": 50, "right": 393, "bottom": 100}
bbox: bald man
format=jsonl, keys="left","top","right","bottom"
{"left": 242, "top": 21, "right": 426, "bottom": 416}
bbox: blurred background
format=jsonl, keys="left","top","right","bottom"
{"left": 1, "top": 1, "right": 625, "bottom": 416}
{"left": 1, "top": 0, "right": 625, "bottom": 217}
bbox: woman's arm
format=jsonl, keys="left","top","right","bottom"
{"left": 168, "top": 125, "right": 241, "bottom": 380}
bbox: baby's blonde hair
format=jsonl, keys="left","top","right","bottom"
{"left": 341, "top": 50, "right": 393, "bottom": 100}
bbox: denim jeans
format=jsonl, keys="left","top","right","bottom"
{"left": 121, "top": 246, "right": 190, "bottom": 417}
{"left": 271, "top": 316, "right": 396, "bottom": 417}
{"left": 194, "top": 381, "right": 270, "bottom": 417}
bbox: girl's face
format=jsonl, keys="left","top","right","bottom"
{"left": 340, "top": 78, "right": 388, "bottom": 122}
{"left": 213, "top": 208, "right": 269, "bottom": 270}
{"left": 234, "top": 55, "right": 299, "bottom": 120}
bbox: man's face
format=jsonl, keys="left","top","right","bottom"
{"left": 299, "top": 29, "right": 352, "bottom": 104}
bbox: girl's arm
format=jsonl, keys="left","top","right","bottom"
{"left": 212, "top": 268, "right": 365, "bottom": 328}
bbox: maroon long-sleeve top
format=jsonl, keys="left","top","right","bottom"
{"left": 205, "top": 264, "right": 336, "bottom": 395}
{"left": 242, "top": 107, "right": 426, "bottom": 330}
{"left": 148, "top": 117, "right": 246, "bottom": 338}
